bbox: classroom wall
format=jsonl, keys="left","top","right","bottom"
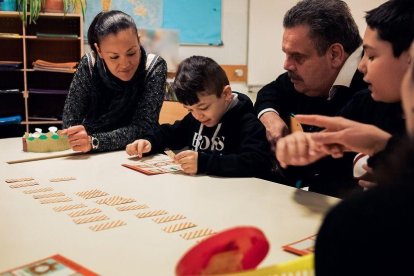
{"left": 178, "top": 0, "right": 248, "bottom": 66}
{"left": 82, "top": 0, "right": 387, "bottom": 96}
{"left": 247, "top": 0, "right": 387, "bottom": 87}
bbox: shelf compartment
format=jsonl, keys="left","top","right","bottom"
{"left": 26, "top": 15, "right": 81, "bottom": 37}
{"left": 0, "top": 70, "right": 24, "bottom": 91}
{"left": 27, "top": 71, "right": 74, "bottom": 90}
{"left": 0, "top": 92, "right": 25, "bottom": 118}
{"left": 27, "top": 92, "right": 67, "bottom": 121}
{"left": 26, "top": 39, "right": 80, "bottom": 66}
{"left": 0, "top": 39, "right": 23, "bottom": 61}
{"left": 0, "top": 14, "right": 23, "bottom": 35}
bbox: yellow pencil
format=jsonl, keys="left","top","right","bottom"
{"left": 290, "top": 114, "right": 304, "bottom": 133}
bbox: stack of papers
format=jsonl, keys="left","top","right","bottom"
{"left": 32, "top": 59, "right": 78, "bottom": 73}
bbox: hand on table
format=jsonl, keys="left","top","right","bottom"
{"left": 126, "top": 139, "right": 152, "bottom": 158}
{"left": 62, "top": 125, "right": 91, "bottom": 153}
{"left": 175, "top": 150, "right": 198, "bottom": 175}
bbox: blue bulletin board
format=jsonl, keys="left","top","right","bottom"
{"left": 84, "top": 0, "right": 222, "bottom": 45}
{"left": 162, "top": 0, "right": 222, "bottom": 45}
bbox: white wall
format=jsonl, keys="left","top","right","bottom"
{"left": 247, "top": 0, "right": 387, "bottom": 87}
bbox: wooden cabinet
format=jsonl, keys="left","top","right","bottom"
{"left": 0, "top": 11, "right": 83, "bottom": 137}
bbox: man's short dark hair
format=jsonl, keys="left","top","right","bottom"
{"left": 173, "top": 56, "right": 229, "bottom": 106}
{"left": 366, "top": 0, "right": 414, "bottom": 58}
{"left": 283, "top": 0, "right": 362, "bottom": 55}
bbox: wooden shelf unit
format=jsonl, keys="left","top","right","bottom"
{"left": 0, "top": 11, "right": 83, "bottom": 136}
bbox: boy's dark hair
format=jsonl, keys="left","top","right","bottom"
{"left": 366, "top": 0, "right": 414, "bottom": 57}
{"left": 87, "top": 10, "right": 138, "bottom": 53}
{"left": 173, "top": 56, "right": 229, "bottom": 106}
{"left": 283, "top": 0, "right": 362, "bottom": 55}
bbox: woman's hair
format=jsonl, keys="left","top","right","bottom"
{"left": 87, "top": 10, "right": 138, "bottom": 53}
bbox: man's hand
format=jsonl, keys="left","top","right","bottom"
{"left": 276, "top": 131, "right": 328, "bottom": 168}
{"left": 126, "top": 139, "right": 152, "bottom": 158}
{"left": 62, "top": 125, "right": 91, "bottom": 153}
{"left": 175, "top": 150, "right": 198, "bottom": 175}
{"left": 259, "top": 112, "right": 289, "bottom": 152}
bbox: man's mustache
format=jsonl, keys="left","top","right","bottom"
{"left": 287, "top": 71, "right": 303, "bottom": 81}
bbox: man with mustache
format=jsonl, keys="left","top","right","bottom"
{"left": 254, "top": 0, "right": 367, "bottom": 195}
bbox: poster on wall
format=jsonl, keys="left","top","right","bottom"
{"left": 163, "top": 0, "right": 222, "bottom": 45}
{"left": 84, "top": 0, "right": 221, "bottom": 46}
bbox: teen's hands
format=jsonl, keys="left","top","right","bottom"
{"left": 126, "top": 139, "right": 151, "bottom": 158}
{"left": 259, "top": 112, "right": 289, "bottom": 152}
{"left": 358, "top": 164, "right": 377, "bottom": 189}
{"left": 175, "top": 150, "right": 198, "bottom": 175}
{"left": 276, "top": 131, "right": 328, "bottom": 168}
{"left": 62, "top": 125, "right": 91, "bottom": 152}
{"left": 296, "top": 115, "right": 392, "bottom": 157}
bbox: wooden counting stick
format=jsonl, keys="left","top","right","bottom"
{"left": 136, "top": 210, "right": 168, "bottom": 218}
{"left": 152, "top": 214, "right": 186, "bottom": 224}
{"left": 89, "top": 220, "right": 127, "bottom": 232}
{"left": 73, "top": 214, "right": 109, "bottom": 224}
{"left": 162, "top": 222, "right": 197, "bottom": 233}
{"left": 9, "top": 181, "right": 39, "bottom": 188}
{"left": 180, "top": 228, "right": 216, "bottom": 240}
{"left": 5, "top": 177, "right": 34, "bottom": 183}
{"left": 53, "top": 203, "right": 87, "bottom": 212}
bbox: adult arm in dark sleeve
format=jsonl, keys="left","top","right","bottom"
{"left": 254, "top": 73, "right": 293, "bottom": 119}
{"left": 62, "top": 55, "right": 93, "bottom": 128}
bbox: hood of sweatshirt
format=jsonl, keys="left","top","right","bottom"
{"left": 192, "top": 92, "right": 257, "bottom": 153}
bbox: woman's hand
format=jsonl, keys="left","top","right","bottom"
{"left": 62, "top": 125, "right": 92, "bottom": 153}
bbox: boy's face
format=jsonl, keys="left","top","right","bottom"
{"left": 184, "top": 86, "right": 233, "bottom": 127}
{"left": 358, "top": 26, "right": 410, "bottom": 103}
{"left": 401, "top": 42, "right": 414, "bottom": 137}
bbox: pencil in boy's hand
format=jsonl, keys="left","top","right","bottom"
{"left": 164, "top": 148, "right": 176, "bottom": 159}
{"left": 290, "top": 113, "right": 304, "bottom": 133}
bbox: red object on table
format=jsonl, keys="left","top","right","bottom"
{"left": 176, "top": 226, "right": 269, "bottom": 276}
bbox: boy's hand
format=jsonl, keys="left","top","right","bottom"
{"left": 126, "top": 139, "right": 151, "bottom": 158}
{"left": 175, "top": 150, "right": 198, "bottom": 175}
{"left": 61, "top": 125, "right": 91, "bottom": 153}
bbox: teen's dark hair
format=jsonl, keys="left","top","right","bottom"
{"left": 283, "top": 0, "right": 362, "bottom": 55}
{"left": 366, "top": 0, "right": 414, "bottom": 58}
{"left": 87, "top": 10, "right": 138, "bottom": 53}
{"left": 173, "top": 56, "right": 229, "bottom": 106}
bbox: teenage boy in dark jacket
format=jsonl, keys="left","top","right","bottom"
{"left": 126, "top": 56, "right": 272, "bottom": 178}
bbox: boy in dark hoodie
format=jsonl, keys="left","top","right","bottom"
{"left": 126, "top": 55, "right": 271, "bottom": 178}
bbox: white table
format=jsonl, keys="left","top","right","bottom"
{"left": 0, "top": 138, "right": 339, "bottom": 275}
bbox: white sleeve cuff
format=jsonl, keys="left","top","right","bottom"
{"left": 258, "top": 108, "right": 279, "bottom": 119}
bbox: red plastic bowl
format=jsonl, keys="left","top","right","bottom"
{"left": 176, "top": 226, "right": 270, "bottom": 276}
